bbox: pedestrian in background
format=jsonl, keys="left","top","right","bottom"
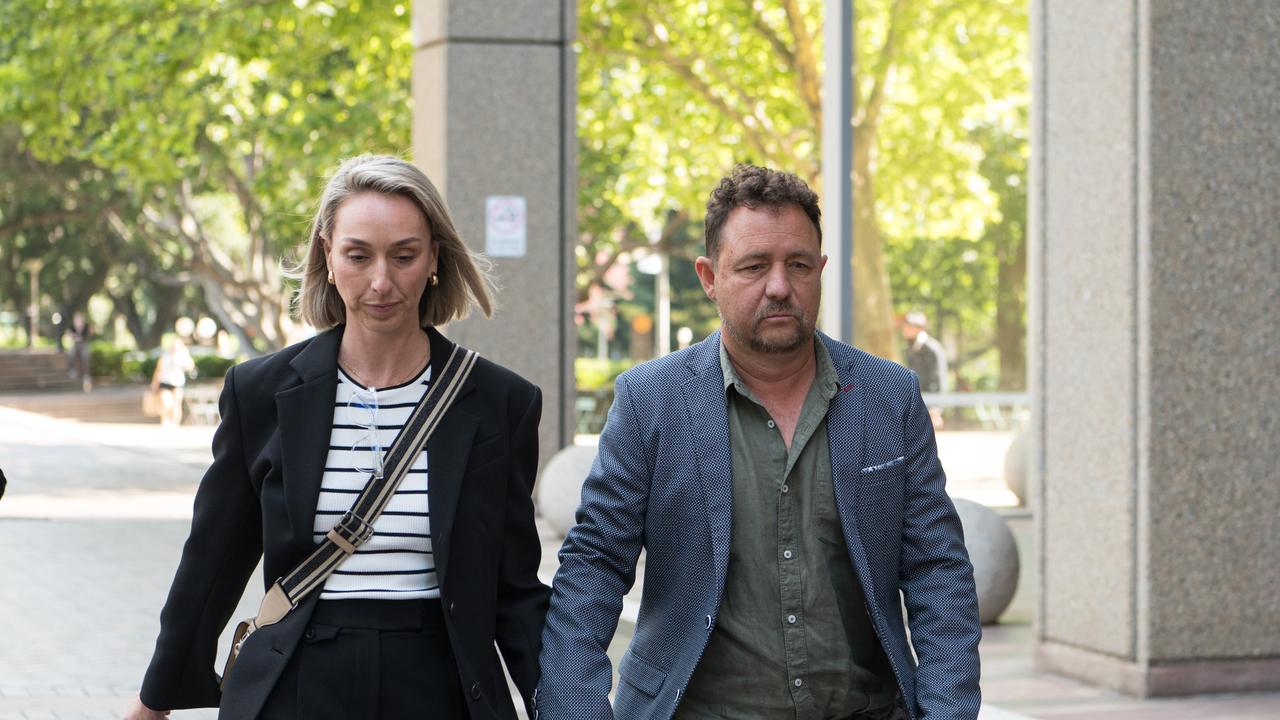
{"left": 127, "top": 155, "right": 548, "bottom": 719}
{"left": 149, "top": 335, "right": 194, "bottom": 428}
{"left": 901, "top": 311, "right": 948, "bottom": 431}
{"left": 69, "top": 311, "right": 92, "bottom": 392}
{"left": 901, "top": 310, "right": 948, "bottom": 394}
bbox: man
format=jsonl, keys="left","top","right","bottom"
{"left": 901, "top": 311, "right": 948, "bottom": 394}
{"left": 536, "top": 165, "right": 980, "bottom": 720}
{"left": 68, "top": 311, "right": 92, "bottom": 393}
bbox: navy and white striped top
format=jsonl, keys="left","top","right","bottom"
{"left": 313, "top": 362, "right": 438, "bottom": 600}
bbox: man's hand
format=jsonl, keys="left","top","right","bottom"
{"left": 123, "top": 694, "right": 169, "bottom": 720}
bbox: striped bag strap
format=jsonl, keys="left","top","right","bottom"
{"left": 249, "top": 344, "right": 478, "bottom": 630}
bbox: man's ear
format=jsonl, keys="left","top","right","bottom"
{"left": 694, "top": 255, "right": 717, "bottom": 301}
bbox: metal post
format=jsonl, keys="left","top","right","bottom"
{"left": 657, "top": 253, "right": 671, "bottom": 356}
{"left": 821, "top": 0, "right": 854, "bottom": 343}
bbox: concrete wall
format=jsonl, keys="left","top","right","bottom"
{"left": 413, "top": 0, "right": 577, "bottom": 465}
{"left": 1032, "top": 0, "right": 1280, "bottom": 695}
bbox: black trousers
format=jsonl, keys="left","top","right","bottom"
{"left": 259, "top": 599, "right": 467, "bottom": 720}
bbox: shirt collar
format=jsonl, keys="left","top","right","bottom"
{"left": 719, "top": 335, "right": 840, "bottom": 401}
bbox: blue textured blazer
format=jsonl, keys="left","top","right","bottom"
{"left": 536, "top": 331, "right": 980, "bottom": 720}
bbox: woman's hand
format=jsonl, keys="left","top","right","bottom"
{"left": 124, "top": 694, "right": 169, "bottom": 720}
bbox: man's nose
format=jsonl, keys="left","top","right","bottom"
{"left": 764, "top": 265, "right": 791, "bottom": 299}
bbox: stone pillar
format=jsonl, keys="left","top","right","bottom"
{"left": 413, "top": 0, "right": 576, "bottom": 464}
{"left": 1030, "top": 0, "right": 1280, "bottom": 696}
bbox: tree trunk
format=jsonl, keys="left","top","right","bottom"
{"left": 851, "top": 132, "right": 899, "bottom": 362}
{"left": 111, "top": 283, "right": 181, "bottom": 350}
{"left": 996, "top": 230, "right": 1027, "bottom": 390}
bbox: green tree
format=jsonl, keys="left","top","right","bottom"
{"left": 886, "top": 120, "right": 1027, "bottom": 390}
{"left": 576, "top": 0, "right": 1028, "bottom": 362}
{"left": 0, "top": 0, "right": 413, "bottom": 352}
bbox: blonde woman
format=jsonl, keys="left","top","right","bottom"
{"left": 128, "top": 155, "right": 548, "bottom": 719}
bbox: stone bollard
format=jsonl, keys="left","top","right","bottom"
{"left": 536, "top": 445, "right": 599, "bottom": 538}
{"left": 1004, "top": 428, "right": 1030, "bottom": 507}
{"left": 953, "top": 498, "right": 1020, "bottom": 625}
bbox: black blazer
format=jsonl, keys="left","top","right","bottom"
{"left": 139, "top": 325, "right": 550, "bottom": 719}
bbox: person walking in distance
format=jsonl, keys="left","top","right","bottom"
{"left": 150, "top": 335, "right": 195, "bottom": 428}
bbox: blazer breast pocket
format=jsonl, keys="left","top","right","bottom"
{"left": 859, "top": 455, "right": 905, "bottom": 487}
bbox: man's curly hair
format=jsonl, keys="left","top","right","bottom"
{"left": 703, "top": 163, "right": 822, "bottom": 260}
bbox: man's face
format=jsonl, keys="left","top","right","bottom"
{"left": 695, "top": 204, "right": 826, "bottom": 356}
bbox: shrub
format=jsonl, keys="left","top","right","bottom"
{"left": 194, "top": 354, "right": 236, "bottom": 381}
{"left": 89, "top": 343, "right": 130, "bottom": 381}
{"left": 123, "top": 353, "right": 158, "bottom": 383}
{"left": 575, "top": 357, "right": 634, "bottom": 392}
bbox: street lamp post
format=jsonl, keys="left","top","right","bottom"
{"left": 821, "top": 0, "right": 854, "bottom": 343}
{"left": 636, "top": 251, "right": 671, "bottom": 357}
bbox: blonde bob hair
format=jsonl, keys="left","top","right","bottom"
{"left": 292, "top": 154, "right": 494, "bottom": 329}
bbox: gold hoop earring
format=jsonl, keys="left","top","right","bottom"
{"left": 429, "top": 272, "right": 439, "bottom": 287}
{"left": 327, "top": 270, "right": 335, "bottom": 285}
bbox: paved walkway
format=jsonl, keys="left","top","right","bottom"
{"left": 1, "top": 403, "right": 1276, "bottom": 719}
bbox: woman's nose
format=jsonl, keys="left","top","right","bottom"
{"left": 370, "top": 260, "right": 392, "bottom": 292}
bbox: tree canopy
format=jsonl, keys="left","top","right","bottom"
{"left": 2, "top": 0, "right": 1029, "bottom": 388}
{"left": 0, "top": 0, "right": 414, "bottom": 352}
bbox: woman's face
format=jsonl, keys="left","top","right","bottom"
{"left": 326, "top": 192, "right": 438, "bottom": 339}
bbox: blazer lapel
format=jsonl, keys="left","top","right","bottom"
{"left": 278, "top": 327, "right": 342, "bottom": 553}
{"left": 683, "top": 331, "right": 734, "bottom": 585}
{"left": 420, "top": 327, "right": 477, "bottom": 590}
{"left": 822, "top": 334, "right": 871, "bottom": 562}
{"left": 423, "top": 393, "right": 477, "bottom": 590}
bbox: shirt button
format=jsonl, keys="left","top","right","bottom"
{"left": 767, "top": 419, "right": 776, "bottom": 429}
{"left": 787, "top": 614, "right": 797, "bottom": 624}
{"left": 794, "top": 678, "right": 803, "bottom": 688}
{"left": 781, "top": 484, "right": 789, "bottom": 494}
{"left": 705, "top": 614, "right": 713, "bottom": 630}
{"left": 783, "top": 549, "right": 793, "bottom": 559}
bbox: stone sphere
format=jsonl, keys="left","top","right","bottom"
{"left": 953, "top": 498, "right": 1020, "bottom": 625}
{"left": 1003, "top": 429, "right": 1030, "bottom": 507}
{"left": 536, "top": 445, "right": 598, "bottom": 538}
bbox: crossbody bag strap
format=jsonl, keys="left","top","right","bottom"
{"left": 249, "top": 344, "right": 478, "bottom": 630}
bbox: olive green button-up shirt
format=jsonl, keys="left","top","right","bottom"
{"left": 676, "top": 339, "right": 897, "bottom": 719}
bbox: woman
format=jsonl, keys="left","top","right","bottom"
{"left": 150, "top": 334, "right": 194, "bottom": 428}
{"left": 127, "top": 155, "right": 549, "bottom": 719}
